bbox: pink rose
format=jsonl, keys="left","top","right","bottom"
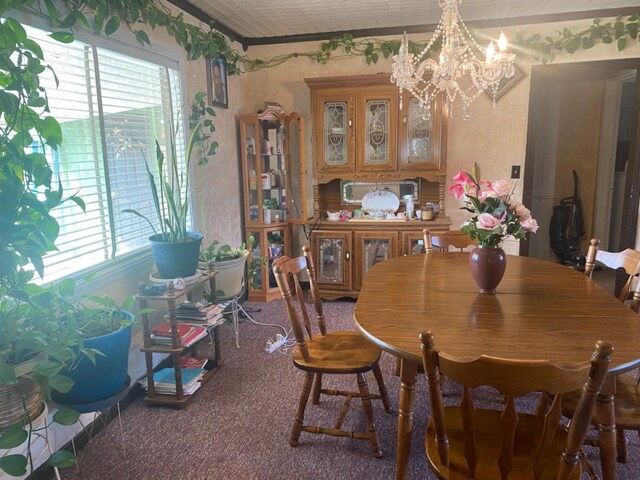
{"left": 476, "top": 213, "right": 501, "bottom": 230}
{"left": 514, "top": 203, "right": 530, "bottom": 220}
{"left": 491, "top": 179, "right": 511, "bottom": 197}
{"left": 521, "top": 217, "right": 539, "bottom": 233}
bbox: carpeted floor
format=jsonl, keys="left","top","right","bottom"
{"left": 59, "top": 299, "right": 639, "bottom": 480}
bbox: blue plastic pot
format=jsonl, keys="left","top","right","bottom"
{"left": 149, "top": 232, "right": 203, "bottom": 279}
{"left": 53, "top": 318, "right": 133, "bottom": 406}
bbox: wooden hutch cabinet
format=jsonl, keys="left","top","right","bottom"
{"left": 239, "top": 107, "right": 306, "bottom": 301}
{"left": 306, "top": 73, "right": 450, "bottom": 299}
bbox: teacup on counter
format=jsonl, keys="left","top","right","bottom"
{"left": 327, "top": 211, "right": 340, "bottom": 221}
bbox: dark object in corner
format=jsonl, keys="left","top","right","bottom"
{"left": 549, "top": 169, "right": 586, "bottom": 269}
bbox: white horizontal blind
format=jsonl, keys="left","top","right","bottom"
{"left": 23, "top": 24, "right": 187, "bottom": 282}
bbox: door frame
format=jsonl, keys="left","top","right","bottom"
{"left": 593, "top": 71, "right": 636, "bottom": 249}
{"left": 521, "top": 59, "right": 640, "bottom": 256}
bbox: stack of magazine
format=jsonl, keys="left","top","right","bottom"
{"left": 138, "top": 367, "right": 204, "bottom": 395}
{"left": 150, "top": 322, "right": 208, "bottom": 347}
{"left": 172, "top": 301, "right": 224, "bottom": 327}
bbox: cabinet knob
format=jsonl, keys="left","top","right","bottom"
{"left": 348, "top": 119, "right": 353, "bottom": 128}
{"left": 345, "top": 251, "right": 350, "bottom": 260}
{"left": 402, "top": 115, "right": 407, "bottom": 124}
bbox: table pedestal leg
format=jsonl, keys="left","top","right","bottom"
{"left": 396, "top": 359, "right": 418, "bottom": 480}
{"left": 597, "top": 377, "right": 617, "bottom": 480}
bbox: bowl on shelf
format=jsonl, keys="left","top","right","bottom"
{"left": 327, "top": 211, "right": 340, "bottom": 221}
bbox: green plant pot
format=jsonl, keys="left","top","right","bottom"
{"left": 149, "top": 232, "right": 204, "bottom": 279}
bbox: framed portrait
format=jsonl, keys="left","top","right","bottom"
{"left": 206, "top": 56, "right": 228, "bottom": 109}
{"left": 484, "top": 63, "right": 527, "bottom": 104}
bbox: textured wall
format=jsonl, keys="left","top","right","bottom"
{"left": 239, "top": 18, "right": 640, "bottom": 254}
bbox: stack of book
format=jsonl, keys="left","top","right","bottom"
{"left": 139, "top": 367, "right": 204, "bottom": 395}
{"left": 150, "top": 321, "right": 208, "bottom": 347}
{"left": 173, "top": 302, "right": 224, "bottom": 327}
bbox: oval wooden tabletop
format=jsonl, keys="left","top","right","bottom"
{"left": 354, "top": 254, "right": 640, "bottom": 373}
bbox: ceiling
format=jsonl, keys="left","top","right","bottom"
{"left": 172, "top": 0, "right": 640, "bottom": 46}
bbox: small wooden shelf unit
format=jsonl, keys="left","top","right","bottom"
{"left": 136, "top": 269, "right": 221, "bottom": 408}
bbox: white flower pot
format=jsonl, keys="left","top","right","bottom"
{"left": 200, "top": 251, "right": 249, "bottom": 300}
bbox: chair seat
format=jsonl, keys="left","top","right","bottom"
{"left": 292, "top": 331, "right": 382, "bottom": 374}
{"left": 426, "top": 407, "right": 581, "bottom": 480}
{"left": 562, "top": 373, "right": 640, "bottom": 430}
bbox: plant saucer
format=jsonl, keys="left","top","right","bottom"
{"left": 149, "top": 270, "right": 203, "bottom": 285}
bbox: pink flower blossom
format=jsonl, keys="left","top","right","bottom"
{"left": 465, "top": 185, "right": 478, "bottom": 198}
{"left": 514, "top": 203, "right": 530, "bottom": 220}
{"left": 448, "top": 183, "right": 465, "bottom": 199}
{"left": 521, "top": 217, "right": 539, "bottom": 233}
{"left": 449, "top": 170, "right": 475, "bottom": 199}
{"left": 476, "top": 213, "right": 501, "bottom": 230}
{"left": 452, "top": 170, "right": 472, "bottom": 185}
{"left": 491, "top": 179, "right": 511, "bottom": 197}
{"left": 478, "top": 188, "right": 498, "bottom": 201}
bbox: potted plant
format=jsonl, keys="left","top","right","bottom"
{"left": 47, "top": 281, "right": 144, "bottom": 407}
{"left": 199, "top": 238, "right": 254, "bottom": 300}
{"left": 124, "top": 92, "right": 218, "bottom": 279}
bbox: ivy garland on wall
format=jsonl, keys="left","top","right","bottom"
{"left": 8, "top": 2, "right": 640, "bottom": 75}
{"left": 245, "top": 14, "right": 640, "bottom": 71}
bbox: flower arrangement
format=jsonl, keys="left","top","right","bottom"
{"left": 450, "top": 163, "right": 538, "bottom": 247}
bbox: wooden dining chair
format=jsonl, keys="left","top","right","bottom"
{"left": 559, "top": 238, "right": 640, "bottom": 463}
{"left": 423, "top": 228, "right": 477, "bottom": 253}
{"left": 420, "top": 331, "right": 612, "bottom": 479}
{"left": 584, "top": 238, "right": 640, "bottom": 306}
{"left": 272, "top": 246, "right": 392, "bottom": 458}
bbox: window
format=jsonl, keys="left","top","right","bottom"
{"left": 23, "top": 24, "right": 187, "bottom": 282}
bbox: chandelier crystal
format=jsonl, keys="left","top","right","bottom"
{"left": 391, "top": 0, "right": 515, "bottom": 120}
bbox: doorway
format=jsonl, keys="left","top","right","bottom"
{"left": 521, "top": 59, "right": 640, "bottom": 260}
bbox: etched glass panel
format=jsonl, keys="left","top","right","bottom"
{"left": 318, "top": 238, "right": 344, "bottom": 284}
{"left": 407, "top": 98, "right": 432, "bottom": 164}
{"left": 410, "top": 238, "right": 425, "bottom": 255}
{"left": 365, "top": 100, "right": 389, "bottom": 165}
{"left": 362, "top": 239, "right": 390, "bottom": 277}
{"left": 323, "top": 102, "right": 347, "bottom": 166}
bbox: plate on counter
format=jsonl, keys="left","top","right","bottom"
{"left": 361, "top": 189, "right": 399, "bottom": 217}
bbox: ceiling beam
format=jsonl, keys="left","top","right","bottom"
{"left": 165, "top": 0, "right": 248, "bottom": 48}
{"left": 165, "top": 3, "right": 639, "bottom": 50}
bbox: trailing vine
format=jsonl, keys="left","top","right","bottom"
{"left": 8, "top": 2, "right": 640, "bottom": 75}
{"left": 13, "top": 0, "right": 244, "bottom": 73}
{"left": 244, "top": 14, "right": 640, "bottom": 71}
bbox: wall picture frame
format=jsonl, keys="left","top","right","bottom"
{"left": 206, "top": 56, "right": 228, "bottom": 109}
{"left": 484, "top": 63, "right": 527, "bottom": 104}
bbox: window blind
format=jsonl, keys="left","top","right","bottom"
{"left": 23, "top": 24, "right": 187, "bottom": 283}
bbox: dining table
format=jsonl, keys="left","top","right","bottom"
{"left": 353, "top": 253, "right": 640, "bottom": 480}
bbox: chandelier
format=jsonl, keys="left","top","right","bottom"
{"left": 391, "top": 0, "right": 515, "bottom": 120}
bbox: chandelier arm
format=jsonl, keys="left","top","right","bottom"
{"left": 390, "top": 0, "right": 515, "bottom": 120}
